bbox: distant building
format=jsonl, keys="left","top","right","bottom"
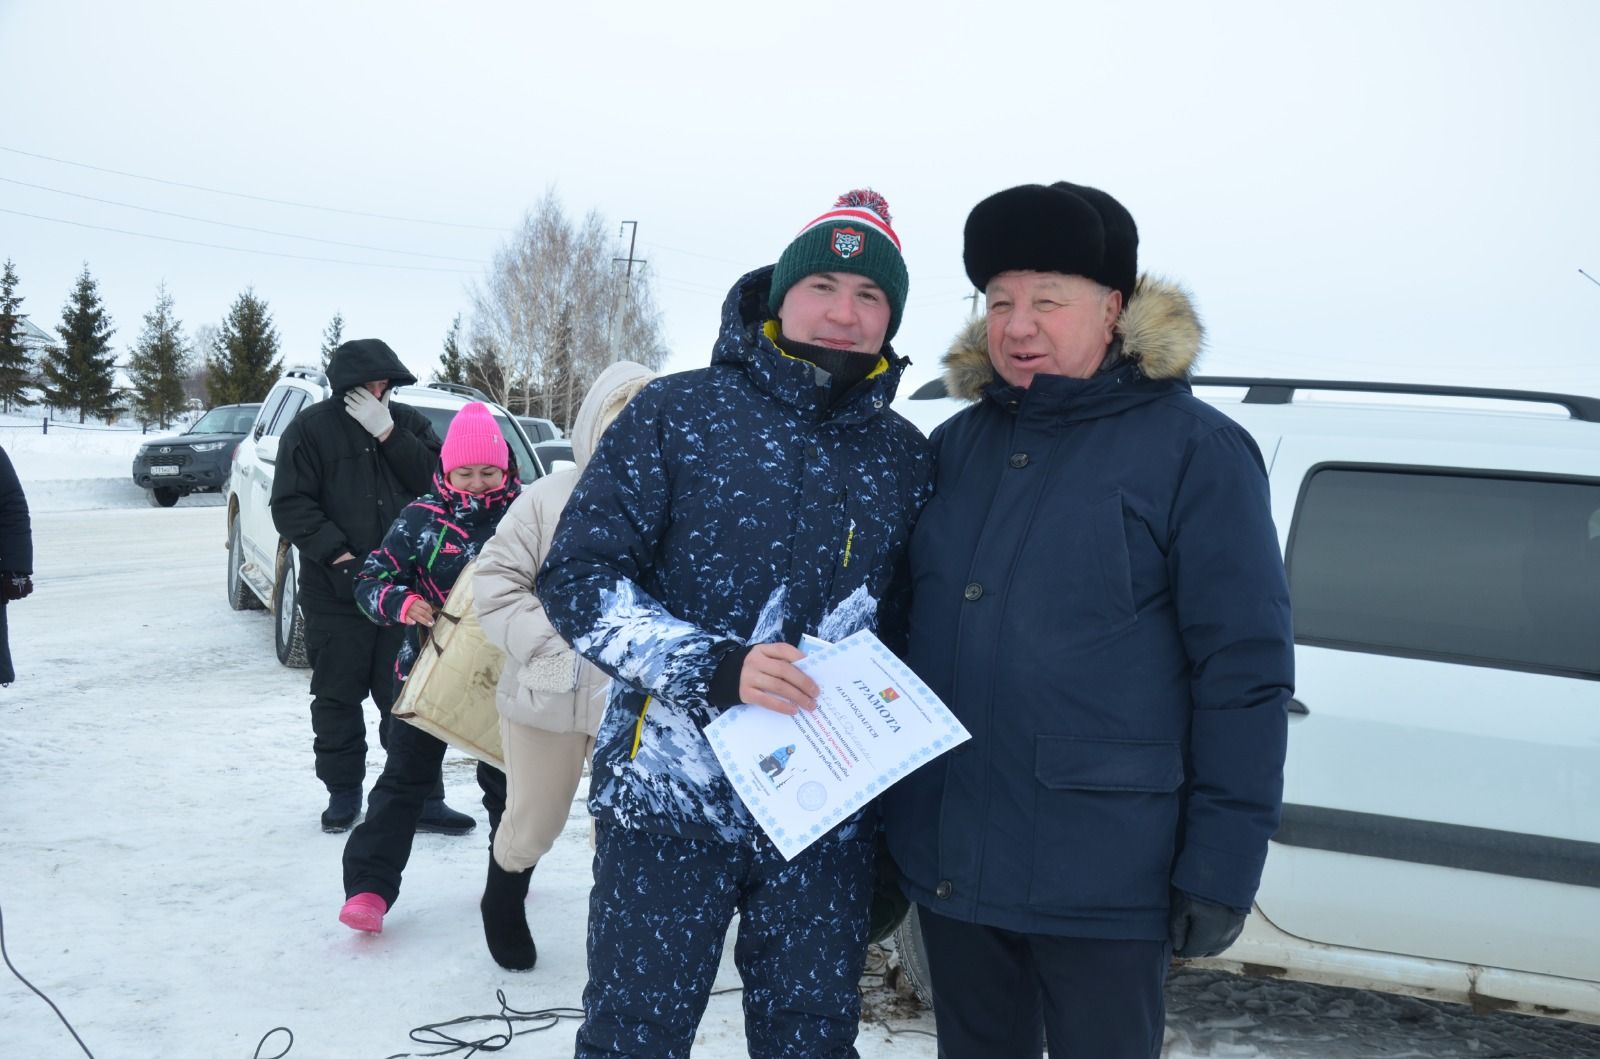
{"left": 15, "top": 316, "right": 52, "bottom": 356}
{"left": 0, "top": 317, "right": 54, "bottom": 414}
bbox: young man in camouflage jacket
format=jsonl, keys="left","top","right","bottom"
{"left": 540, "top": 190, "right": 932, "bottom": 1059}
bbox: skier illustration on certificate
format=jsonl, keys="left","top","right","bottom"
{"left": 757, "top": 743, "right": 799, "bottom": 787}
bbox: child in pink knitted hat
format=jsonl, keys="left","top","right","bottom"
{"left": 339, "top": 401, "right": 521, "bottom": 937}
{"left": 439, "top": 401, "right": 510, "bottom": 498}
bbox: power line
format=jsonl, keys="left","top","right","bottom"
{"left": 651, "top": 276, "right": 727, "bottom": 299}
{"left": 646, "top": 241, "right": 748, "bottom": 267}
{"left": 0, "top": 144, "right": 504, "bottom": 232}
{"left": 0, "top": 207, "right": 478, "bottom": 274}
{"left": 0, "top": 175, "right": 484, "bottom": 263}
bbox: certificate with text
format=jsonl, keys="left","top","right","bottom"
{"left": 705, "top": 630, "right": 970, "bottom": 860}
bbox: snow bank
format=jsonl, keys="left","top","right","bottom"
{"left": 2, "top": 415, "right": 227, "bottom": 512}
{"left": 1, "top": 415, "right": 148, "bottom": 479}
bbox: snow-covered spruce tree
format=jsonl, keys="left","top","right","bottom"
{"left": 319, "top": 310, "right": 344, "bottom": 371}
{"left": 205, "top": 289, "right": 282, "bottom": 405}
{"left": 436, "top": 313, "right": 466, "bottom": 385}
{"left": 127, "top": 283, "right": 192, "bottom": 429}
{"left": 0, "top": 259, "right": 34, "bottom": 413}
{"left": 40, "top": 264, "right": 118, "bottom": 423}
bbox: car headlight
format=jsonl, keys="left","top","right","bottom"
{"left": 190, "top": 441, "right": 228, "bottom": 452}
{"left": 137, "top": 444, "right": 150, "bottom": 457}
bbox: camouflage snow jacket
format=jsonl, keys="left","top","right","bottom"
{"left": 354, "top": 468, "right": 521, "bottom": 685}
{"left": 538, "top": 265, "right": 934, "bottom": 845}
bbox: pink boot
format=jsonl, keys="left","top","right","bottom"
{"left": 339, "top": 892, "right": 388, "bottom": 934}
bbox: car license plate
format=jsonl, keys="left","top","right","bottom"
{"left": 151, "top": 465, "right": 180, "bottom": 476}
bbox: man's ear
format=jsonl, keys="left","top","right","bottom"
{"left": 1103, "top": 288, "right": 1124, "bottom": 339}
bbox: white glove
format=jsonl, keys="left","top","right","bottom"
{"left": 344, "top": 387, "right": 393, "bottom": 438}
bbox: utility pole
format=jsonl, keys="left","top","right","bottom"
{"left": 964, "top": 288, "right": 983, "bottom": 318}
{"left": 615, "top": 221, "right": 645, "bottom": 282}
{"left": 609, "top": 221, "right": 647, "bottom": 364}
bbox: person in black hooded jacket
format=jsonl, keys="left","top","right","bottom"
{"left": 0, "top": 445, "right": 33, "bottom": 686}
{"left": 270, "top": 338, "right": 473, "bottom": 835}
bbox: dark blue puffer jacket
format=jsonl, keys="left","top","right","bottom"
{"left": 883, "top": 277, "right": 1293, "bottom": 941}
{"left": 538, "top": 266, "right": 933, "bottom": 844}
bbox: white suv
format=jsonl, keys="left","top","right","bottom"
{"left": 896, "top": 377, "right": 1600, "bottom": 1024}
{"left": 224, "top": 367, "right": 540, "bottom": 667}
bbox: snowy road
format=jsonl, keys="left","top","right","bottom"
{"left": 2, "top": 484, "right": 1597, "bottom": 1057}
{"left": 1, "top": 497, "right": 937, "bottom": 1058}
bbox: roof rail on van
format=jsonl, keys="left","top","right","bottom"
{"left": 282, "top": 365, "right": 328, "bottom": 386}
{"left": 425, "top": 381, "right": 490, "bottom": 401}
{"left": 910, "top": 375, "right": 1599, "bottom": 423}
{"left": 1191, "top": 377, "right": 1600, "bottom": 423}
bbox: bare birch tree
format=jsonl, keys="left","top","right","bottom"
{"left": 469, "top": 190, "right": 667, "bottom": 429}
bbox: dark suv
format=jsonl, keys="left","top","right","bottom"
{"left": 132, "top": 403, "right": 262, "bottom": 507}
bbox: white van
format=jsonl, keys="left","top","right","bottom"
{"left": 893, "top": 376, "right": 1600, "bottom": 1025}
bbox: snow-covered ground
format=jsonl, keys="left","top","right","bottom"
{"left": 3, "top": 418, "right": 1598, "bottom": 1058}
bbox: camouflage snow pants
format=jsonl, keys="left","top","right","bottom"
{"left": 574, "top": 820, "right": 876, "bottom": 1059}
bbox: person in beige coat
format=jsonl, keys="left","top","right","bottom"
{"left": 472, "top": 359, "right": 657, "bottom": 970}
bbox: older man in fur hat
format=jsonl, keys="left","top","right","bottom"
{"left": 883, "top": 182, "right": 1294, "bottom": 1058}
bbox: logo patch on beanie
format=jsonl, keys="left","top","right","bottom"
{"left": 831, "top": 227, "right": 865, "bottom": 259}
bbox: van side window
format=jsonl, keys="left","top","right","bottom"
{"left": 265, "top": 391, "right": 309, "bottom": 438}
{"left": 1287, "top": 468, "right": 1600, "bottom": 678}
{"left": 253, "top": 388, "right": 291, "bottom": 439}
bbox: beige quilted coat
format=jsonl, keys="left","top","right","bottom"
{"left": 473, "top": 361, "right": 657, "bottom": 734}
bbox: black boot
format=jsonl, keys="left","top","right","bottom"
{"left": 417, "top": 796, "right": 476, "bottom": 836}
{"left": 480, "top": 854, "right": 535, "bottom": 971}
{"left": 321, "top": 787, "right": 362, "bottom": 833}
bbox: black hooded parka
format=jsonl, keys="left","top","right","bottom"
{"left": 270, "top": 339, "right": 441, "bottom": 613}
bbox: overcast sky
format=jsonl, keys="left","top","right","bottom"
{"left": 1, "top": 0, "right": 1596, "bottom": 404}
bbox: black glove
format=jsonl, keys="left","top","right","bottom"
{"left": 1169, "top": 890, "right": 1247, "bottom": 958}
{"left": 1, "top": 573, "right": 32, "bottom": 602}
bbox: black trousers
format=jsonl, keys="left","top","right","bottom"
{"left": 341, "top": 718, "right": 506, "bottom": 907}
{"left": 0, "top": 600, "right": 12, "bottom": 685}
{"left": 303, "top": 607, "right": 421, "bottom": 794}
{"left": 916, "top": 906, "right": 1170, "bottom": 1059}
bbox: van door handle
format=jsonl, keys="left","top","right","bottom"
{"left": 1287, "top": 698, "right": 1309, "bottom": 716}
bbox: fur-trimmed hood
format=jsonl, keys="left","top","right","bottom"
{"left": 941, "top": 274, "right": 1204, "bottom": 402}
{"left": 571, "top": 360, "right": 658, "bottom": 470}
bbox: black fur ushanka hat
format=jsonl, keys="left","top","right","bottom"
{"left": 963, "top": 181, "right": 1138, "bottom": 305}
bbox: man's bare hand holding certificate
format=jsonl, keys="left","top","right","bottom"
{"left": 705, "top": 630, "right": 971, "bottom": 860}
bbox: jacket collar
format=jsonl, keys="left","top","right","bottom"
{"left": 981, "top": 359, "right": 1187, "bottom": 424}
{"left": 430, "top": 469, "right": 522, "bottom": 522}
